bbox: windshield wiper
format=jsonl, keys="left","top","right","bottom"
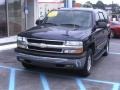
{"left": 44, "top": 22, "right": 58, "bottom": 26}
{"left": 60, "top": 24, "right": 81, "bottom": 28}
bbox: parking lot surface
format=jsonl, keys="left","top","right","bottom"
{"left": 0, "top": 39, "right": 120, "bottom": 90}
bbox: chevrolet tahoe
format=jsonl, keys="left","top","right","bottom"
{"left": 15, "top": 8, "right": 110, "bottom": 76}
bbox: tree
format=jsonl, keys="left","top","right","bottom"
{"left": 96, "top": 1, "right": 105, "bottom": 10}
{"left": 107, "top": 4, "right": 120, "bottom": 13}
{"left": 83, "top": 1, "right": 93, "bottom": 8}
{"left": 112, "top": 4, "right": 119, "bottom": 13}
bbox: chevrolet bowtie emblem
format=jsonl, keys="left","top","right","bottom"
{"left": 39, "top": 43, "right": 47, "bottom": 48}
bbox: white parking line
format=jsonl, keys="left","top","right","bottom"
{"left": 0, "top": 44, "right": 17, "bottom": 51}
{"left": 110, "top": 52, "right": 120, "bottom": 55}
{"left": 110, "top": 43, "right": 119, "bottom": 46}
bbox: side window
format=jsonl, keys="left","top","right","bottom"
{"left": 103, "top": 12, "right": 108, "bottom": 20}
{"left": 96, "top": 13, "right": 99, "bottom": 21}
{"left": 103, "top": 12, "right": 109, "bottom": 23}
{"left": 98, "top": 12, "right": 105, "bottom": 20}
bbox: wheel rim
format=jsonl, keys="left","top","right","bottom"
{"left": 87, "top": 55, "right": 92, "bottom": 72}
{"left": 106, "top": 44, "right": 109, "bottom": 53}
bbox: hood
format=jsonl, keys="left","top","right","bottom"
{"left": 19, "top": 26, "right": 92, "bottom": 41}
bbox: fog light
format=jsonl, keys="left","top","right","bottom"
{"left": 64, "top": 48, "right": 83, "bottom": 54}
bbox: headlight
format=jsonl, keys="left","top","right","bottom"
{"left": 65, "top": 41, "right": 83, "bottom": 46}
{"left": 64, "top": 41, "right": 83, "bottom": 54}
{"left": 17, "top": 36, "right": 23, "bottom": 41}
{"left": 17, "top": 36, "right": 28, "bottom": 48}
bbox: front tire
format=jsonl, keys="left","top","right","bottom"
{"left": 80, "top": 49, "right": 93, "bottom": 77}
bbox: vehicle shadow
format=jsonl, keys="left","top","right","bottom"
{"left": 24, "top": 66, "right": 84, "bottom": 78}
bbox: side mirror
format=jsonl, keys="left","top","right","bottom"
{"left": 36, "top": 19, "right": 43, "bottom": 25}
{"left": 96, "top": 21, "right": 107, "bottom": 28}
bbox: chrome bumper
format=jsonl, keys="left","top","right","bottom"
{"left": 16, "top": 53, "right": 86, "bottom": 69}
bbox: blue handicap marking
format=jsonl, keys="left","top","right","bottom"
{"left": 76, "top": 78, "right": 86, "bottom": 90}
{"left": 40, "top": 72, "right": 50, "bottom": 90}
{"left": 0, "top": 65, "right": 120, "bottom": 90}
{"left": 112, "top": 83, "right": 120, "bottom": 90}
{"left": 82, "top": 78, "right": 120, "bottom": 90}
{"left": 9, "top": 69, "right": 16, "bottom": 90}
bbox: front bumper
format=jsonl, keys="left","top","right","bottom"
{"left": 15, "top": 48, "right": 86, "bottom": 69}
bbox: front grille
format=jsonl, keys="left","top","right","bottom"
{"left": 27, "top": 38, "right": 64, "bottom": 53}
{"left": 27, "top": 38, "right": 63, "bottom": 45}
{"left": 28, "top": 45, "right": 62, "bottom": 52}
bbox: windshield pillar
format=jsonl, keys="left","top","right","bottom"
{"left": 64, "top": 0, "right": 73, "bottom": 8}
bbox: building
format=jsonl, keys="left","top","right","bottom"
{"left": 0, "top": 0, "right": 24, "bottom": 38}
{"left": 0, "top": 0, "right": 64, "bottom": 39}
{"left": 0, "top": 0, "right": 78, "bottom": 43}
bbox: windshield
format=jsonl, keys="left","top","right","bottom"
{"left": 44, "top": 10, "right": 92, "bottom": 28}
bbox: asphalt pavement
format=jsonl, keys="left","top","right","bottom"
{"left": 0, "top": 38, "right": 120, "bottom": 90}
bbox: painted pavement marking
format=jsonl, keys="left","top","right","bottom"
{"left": 9, "top": 69, "right": 16, "bottom": 90}
{"left": 40, "top": 73, "right": 50, "bottom": 90}
{"left": 0, "top": 65, "right": 120, "bottom": 90}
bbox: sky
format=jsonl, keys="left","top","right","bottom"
{"left": 76, "top": 0, "right": 120, "bottom": 5}
{"left": 0, "top": 0, "right": 5, "bottom": 5}
{"left": 37, "top": 0, "right": 120, "bottom": 5}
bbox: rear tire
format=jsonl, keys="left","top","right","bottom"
{"left": 103, "top": 41, "right": 109, "bottom": 56}
{"left": 22, "top": 62, "right": 34, "bottom": 69}
{"left": 80, "top": 49, "right": 93, "bottom": 77}
{"left": 111, "top": 30, "right": 115, "bottom": 38}
{"left": 111, "top": 30, "right": 118, "bottom": 38}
